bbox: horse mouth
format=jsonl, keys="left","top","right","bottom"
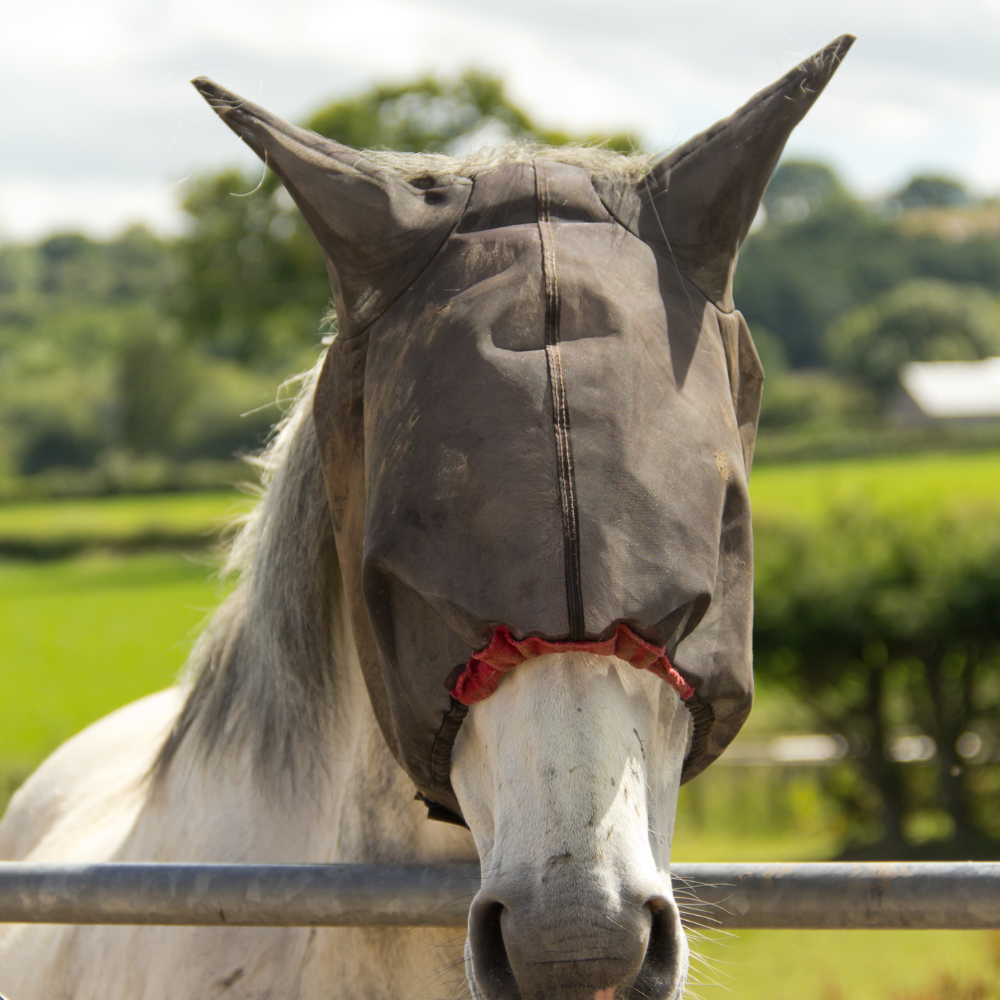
{"left": 466, "top": 887, "right": 687, "bottom": 1000}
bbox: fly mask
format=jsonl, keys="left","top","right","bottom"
{"left": 194, "top": 34, "right": 853, "bottom": 823}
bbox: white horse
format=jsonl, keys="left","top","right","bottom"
{"left": 0, "top": 36, "right": 851, "bottom": 1000}
{"left": 0, "top": 366, "right": 691, "bottom": 999}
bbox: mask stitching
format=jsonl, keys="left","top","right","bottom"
{"left": 535, "top": 159, "right": 585, "bottom": 641}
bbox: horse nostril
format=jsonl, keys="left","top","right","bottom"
{"left": 631, "top": 896, "right": 685, "bottom": 1000}
{"left": 468, "top": 898, "right": 519, "bottom": 1000}
{"left": 469, "top": 890, "right": 684, "bottom": 1000}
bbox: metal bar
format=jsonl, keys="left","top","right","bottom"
{"left": 0, "top": 864, "right": 480, "bottom": 927}
{"left": 671, "top": 862, "right": 1000, "bottom": 929}
{"left": 0, "top": 862, "right": 996, "bottom": 929}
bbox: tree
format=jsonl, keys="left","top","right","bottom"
{"left": 892, "top": 174, "right": 972, "bottom": 210}
{"left": 825, "top": 278, "right": 1000, "bottom": 399}
{"left": 0, "top": 231, "right": 183, "bottom": 476}
{"left": 735, "top": 163, "right": 1000, "bottom": 370}
{"left": 736, "top": 194, "right": 906, "bottom": 368}
{"left": 170, "top": 170, "right": 328, "bottom": 366}
{"left": 303, "top": 69, "right": 632, "bottom": 152}
{"left": 763, "top": 160, "right": 845, "bottom": 225}
{"left": 117, "top": 322, "right": 197, "bottom": 455}
{"left": 753, "top": 508, "right": 1000, "bottom": 856}
{"left": 173, "top": 72, "right": 632, "bottom": 365}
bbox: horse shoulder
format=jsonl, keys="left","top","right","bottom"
{"left": 0, "top": 688, "right": 183, "bottom": 862}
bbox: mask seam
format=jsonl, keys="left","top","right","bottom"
{"left": 535, "top": 159, "right": 585, "bottom": 641}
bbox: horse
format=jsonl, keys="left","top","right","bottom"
{"left": 0, "top": 36, "right": 852, "bottom": 1000}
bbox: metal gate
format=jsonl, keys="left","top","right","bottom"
{"left": 1, "top": 862, "right": 997, "bottom": 929}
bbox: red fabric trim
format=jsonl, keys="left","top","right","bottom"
{"left": 450, "top": 624, "right": 694, "bottom": 705}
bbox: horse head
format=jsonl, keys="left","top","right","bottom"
{"left": 195, "top": 36, "right": 852, "bottom": 1000}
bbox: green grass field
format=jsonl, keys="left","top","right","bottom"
{"left": 686, "top": 927, "right": 999, "bottom": 1000}
{"left": 0, "top": 553, "right": 228, "bottom": 789}
{"left": 0, "top": 490, "right": 255, "bottom": 553}
{"left": 2, "top": 449, "right": 997, "bottom": 551}
{"left": 2, "top": 451, "right": 999, "bottom": 997}
{"left": 751, "top": 449, "right": 1000, "bottom": 521}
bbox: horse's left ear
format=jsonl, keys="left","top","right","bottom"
{"left": 603, "top": 34, "right": 854, "bottom": 313}
{"left": 191, "top": 78, "right": 472, "bottom": 337}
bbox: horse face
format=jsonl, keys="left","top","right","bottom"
{"left": 194, "top": 35, "right": 851, "bottom": 1000}
{"left": 344, "top": 155, "right": 758, "bottom": 811}
{"left": 452, "top": 652, "right": 690, "bottom": 1000}
{"left": 337, "top": 169, "right": 736, "bottom": 997}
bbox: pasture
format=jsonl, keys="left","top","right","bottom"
{"left": 751, "top": 448, "right": 1000, "bottom": 521}
{"left": 2, "top": 448, "right": 999, "bottom": 997}
{"left": 0, "top": 490, "right": 250, "bottom": 542}
{"left": 2, "top": 448, "right": 997, "bottom": 555}
{"left": 0, "top": 490, "right": 254, "bottom": 557}
{"left": 0, "top": 553, "right": 227, "bottom": 793}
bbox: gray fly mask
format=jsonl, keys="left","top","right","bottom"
{"left": 195, "top": 35, "right": 852, "bottom": 823}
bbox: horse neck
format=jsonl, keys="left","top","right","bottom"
{"left": 279, "top": 575, "right": 476, "bottom": 864}
{"left": 139, "top": 369, "right": 475, "bottom": 864}
{"left": 331, "top": 658, "right": 478, "bottom": 864}
{"left": 142, "top": 645, "right": 475, "bottom": 867}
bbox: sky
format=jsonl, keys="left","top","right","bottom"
{"left": 4, "top": 0, "right": 1000, "bottom": 241}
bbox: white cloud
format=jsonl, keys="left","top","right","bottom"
{"left": 0, "top": 179, "right": 184, "bottom": 242}
{"left": 2, "top": 0, "right": 998, "bottom": 238}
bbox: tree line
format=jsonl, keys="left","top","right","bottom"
{"left": 3, "top": 70, "right": 999, "bottom": 484}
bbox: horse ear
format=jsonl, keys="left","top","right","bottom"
{"left": 634, "top": 34, "right": 854, "bottom": 311}
{"left": 191, "top": 78, "right": 471, "bottom": 336}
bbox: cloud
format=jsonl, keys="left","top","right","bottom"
{"left": 2, "top": 0, "right": 998, "bottom": 238}
{"left": 0, "top": 179, "right": 184, "bottom": 242}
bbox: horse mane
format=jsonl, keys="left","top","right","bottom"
{"left": 363, "top": 140, "right": 654, "bottom": 184}
{"left": 154, "top": 355, "right": 342, "bottom": 786}
{"left": 154, "top": 141, "right": 650, "bottom": 787}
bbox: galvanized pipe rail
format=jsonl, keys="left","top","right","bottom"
{"left": 0, "top": 862, "right": 997, "bottom": 929}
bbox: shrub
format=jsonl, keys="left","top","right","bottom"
{"left": 825, "top": 279, "right": 1000, "bottom": 400}
{"left": 753, "top": 505, "right": 1000, "bottom": 855}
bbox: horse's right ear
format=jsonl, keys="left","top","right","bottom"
{"left": 191, "top": 78, "right": 472, "bottom": 336}
{"left": 600, "top": 35, "right": 854, "bottom": 312}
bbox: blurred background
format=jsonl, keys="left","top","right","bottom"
{"left": 3, "top": 2, "right": 1000, "bottom": 997}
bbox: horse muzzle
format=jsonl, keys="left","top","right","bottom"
{"left": 467, "top": 869, "right": 686, "bottom": 1000}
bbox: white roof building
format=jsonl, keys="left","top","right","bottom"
{"left": 895, "top": 357, "right": 1000, "bottom": 422}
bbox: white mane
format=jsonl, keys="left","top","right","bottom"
{"left": 365, "top": 140, "right": 655, "bottom": 183}
{"left": 156, "top": 357, "right": 341, "bottom": 786}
